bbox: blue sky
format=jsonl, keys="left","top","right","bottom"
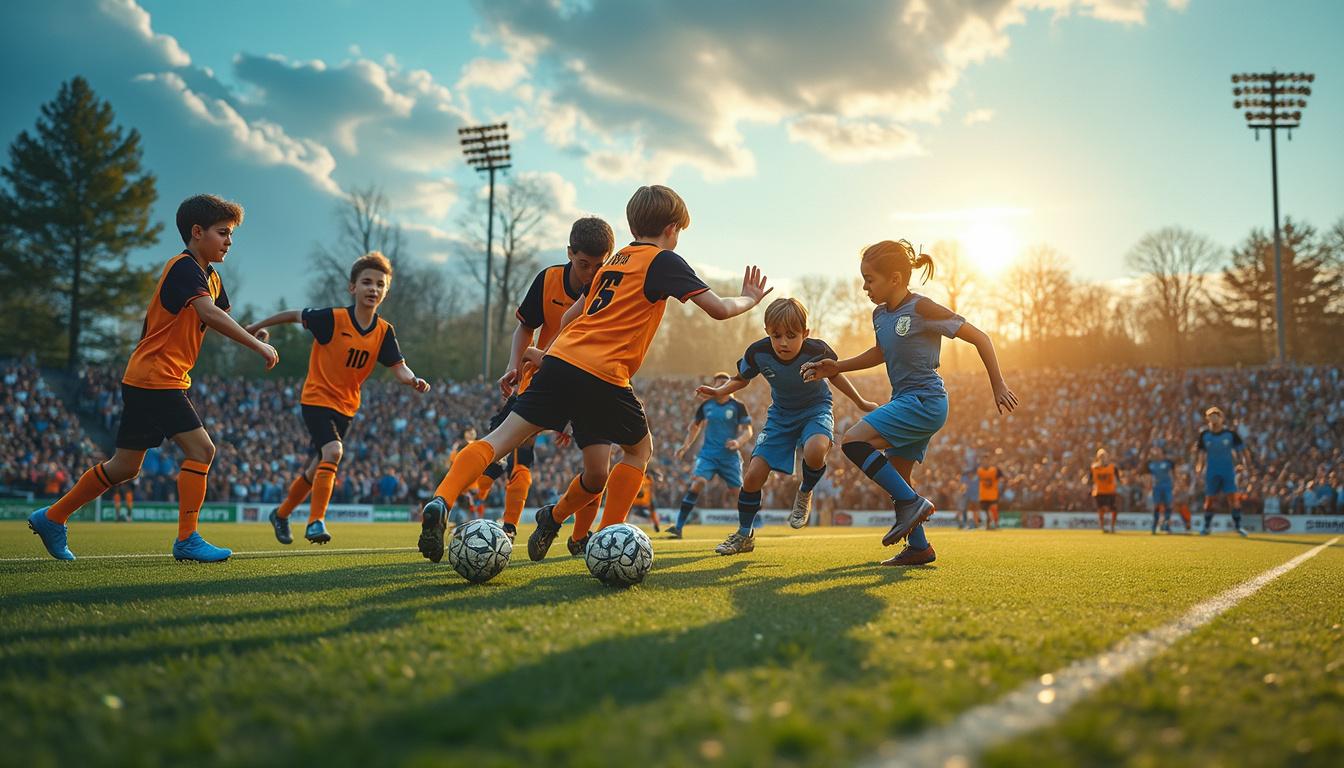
{"left": 1, "top": 0, "right": 1340, "bottom": 311}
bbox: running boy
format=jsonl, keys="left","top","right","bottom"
{"left": 28, "top": 195, "right": 278, "bottom": 561}
{"left": 246, "top": 251, "right": 430, "bottom": 546}
{"left": 802, "top": 240, "right": 1016, "bottom": 566}
{"left": 697, "top": 298, "right": 877, "bottom": 555}
{"left": 417, "top": 184, "right": 771, "bottom": 564}
{"left": 667, "top": 371, "right": 752, "bottom": 539}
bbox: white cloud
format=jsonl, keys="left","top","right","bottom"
{"left": 787, "top": 115, "right": 924, "bottom": 163}
{"left": 98, "top": 0, "right": 190, "bottom": 67}
{"left": 963, "top": 108, "right": 995, "bottom": 126}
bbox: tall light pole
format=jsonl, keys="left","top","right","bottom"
{"left": 458, "top": 122, "right": 511, "bottom": 378}
{"left": 1231, "top": 71, "right": 1313, "bottom": 364}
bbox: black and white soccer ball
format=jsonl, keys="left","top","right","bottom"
{"left": 584, "top": 523, "right": 653, "bottom": 586}
{"left": 447, "top": 518, "right": 512, "bottom": 583}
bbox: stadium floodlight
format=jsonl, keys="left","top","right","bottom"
{"left": 1231, "top": 71, "right": 1314, "bottom": 364}
{"left": 458, "top": 122, "right": 512, "bottom": 378}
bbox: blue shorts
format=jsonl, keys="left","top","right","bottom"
{"left": 752, "top": 404, "right": 833, "bottom": 475}
{"left": 861, "top": 392, "right": 948, "bottom": 463}
{"left": 693, "top": 451, "right": 743, "bottom": 488}
{"left": 1152, "top": 485, "right": 1174, "bottom": 507}
{"left": 1205, "top": 470, "right": 1237, "bottom": 496}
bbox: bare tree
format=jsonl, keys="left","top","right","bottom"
{"left": 456, "top": 176, "right": 553, "bottom": 341}
{"left": 1126, "top": 227, "right": 1220, "bottom": 363}
{"left": 999, "top": 245, "right": 1072, "bottom": 362}
{"left": 308, "top": 186, "right": 404, "bottom": 302}
{"left": 793, "top": 275, "right": 838, "bottom": 340}
{"left": 930, "top": 240, "right": 976, "bottom": 316}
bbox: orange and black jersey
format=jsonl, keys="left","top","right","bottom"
{"left": 547, "top": 243, "right": 708, "bottom": 387}
{"left": 515, "top": 263, "right": 585, "bottom": 392}
{"left": 299, "top": 306, "right": 403, "bottom": 417}
{"left": 1091, "top": 463, "right": 1120, "bottom": 496}
{"left": 977, "top": 466, "right": 1003, "bottom": 502}
{"left": 123, "top": 251, "right": 230, "bottom": 390}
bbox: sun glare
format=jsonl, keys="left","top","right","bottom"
{"left": 963, "top": 216, "right": 1020, "bottom": 276}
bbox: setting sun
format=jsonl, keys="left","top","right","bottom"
{"left": 963, "top": 215, "right": 1021, "bottom": 275}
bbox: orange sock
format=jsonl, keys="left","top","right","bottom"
{"left": 550, "top": 473, "right": 603, "bottom": 525}
{"left": 1097, "top": 510, "right": 1106, "bottom": 530}
{"left": 1110, "top": 509, "right": 1118, "bottom": 529}
{"left": 308, "top": 462, "right": 337, "bottom": 524}
{"left": 570, "top": 496, "right": 601, "bottom": 542}
{"left": 177, "top": 459, "right": 210, "bottom": 541}
{"left": 598, "top": 463, "right": 645, "bottom": 530}
{"left": 433, "top": 441, "right": 497, "bottom": 504}
{"left": 276, "top": 474, "right": 313, "bottom": 519}
{"left": 46, "top": 463, "right": 114, "bottom": 524}
{"left": 1178, "top": 503, "right": 1191, "bottom": 527}
{"left": 503, "top": 465, "right": 532, "bottom": 527}
{"left": 990, "top": 503, "right": 999, "bottom": 525}
{"left": 474, "top": 474, "right": 496, "bottom": 498}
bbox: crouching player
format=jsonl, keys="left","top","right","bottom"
{"left": 29, "top": 195, "right": 278, "bottom": 561}
{"left": 697, "top": 298, "right": 877, "bottom": 555}
{"left": 247, "top": 251, "right": 429, "bottom": 546}
{"left": 667, "top": 372, "right": 752, "bottom": 539}
{"left": 803, "top": 240, "right": 1017, "bottom": 566}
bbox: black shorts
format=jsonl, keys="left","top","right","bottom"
{"left": 1094, "top": 494, "right": 1117, "bottom": 510}
{"left": 511, "top": 357, "right": 646, "bottom": 449}
{"left": 116, "top": 385, "right": 203, "bottom": 450}
{"left": 302, "top": 404, "right": 352, "bottom": 455}
{"left": 979, "top": 500, "right": 995, "bottom": 512}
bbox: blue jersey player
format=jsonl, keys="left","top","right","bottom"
{"left": 1144, "top": 449, "right": 1179, "bottom": 534}
{"left": 1193, "top": 407, "right": 1252, "bottom": 537}
{"left": 803, "top": 240, "right": 1017, "bottom": 566}
{"left": 696, "top": 298, "right": 877, "bottom": 555}
{"left": 667, "top": 372, "right": 753, "bottom": 539}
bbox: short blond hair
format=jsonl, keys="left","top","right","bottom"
{"left": 764, "top": 297, "right": 808, "bottom": 334}
{"left": 626, "top": 185, "right": 690, "bottom": 238}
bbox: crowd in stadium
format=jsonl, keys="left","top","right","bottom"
{"left": 4, "top": 355, "right": 1342, "bottom": 517}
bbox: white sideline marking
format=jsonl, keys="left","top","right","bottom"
{"left": 862, "top": 536, "right": 1340, "bottom": 768}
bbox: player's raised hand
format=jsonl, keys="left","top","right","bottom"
{"left": 412, "top": 377, "right": 431, "bottom": 393}
{"left": 992, "top": 379, "right": 1018, "bottom": 414}
{"left": 498, "top": 368, "right": 519, "bottom": 398}
{"left": 258, "top": 342, "right": 279, "bottom": 370}
{"left": 801, "top": 358, "right": 838, "bottom": 382}
{"left": 695, "top": 383, "right": 724, "bottom": 399}
{"left": 248, "top": 325, "right": 270, "bottom": 343}
{"left": 740, "top": 265, "right": 772, "bottom": 305}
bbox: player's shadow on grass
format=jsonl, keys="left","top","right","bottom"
{"left": 281, "top": 565, "right": 911, "bottom": 765}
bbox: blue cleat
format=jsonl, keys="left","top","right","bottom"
{"left": 172, "top": 532, "right": 232, "bottom": 563}
{"left": 27, "top": 508, "right": 75, "bottom": 561}
{"left": 269, "top": 509, "right": 292, "bottom": 545}
{"left": 305, "top": 519, "right": 331, "bottom": 545}
{"left": 1199, "top": 528, "right": 1211, "bottom": 536}
{"left": 1236, "top": 526, "right": 1248, "bottom": 537}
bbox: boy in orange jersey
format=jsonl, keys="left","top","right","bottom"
{"left": 474, "top": 217, "right": 614, "bottom": 542}
{"left": 245, "top": 251, "right": 430, "bottom": 546}
{"left": 976, "top": 460, "right": 1004, "bottom": 530}
{"left": 417, "top": 185, "right": 771, "bottom": 564}
{"left": 28, "top": 195, "right": 278, "bottom": 562}
{"left": 1089, "top": 448, "right": 1121, "bottom": 533}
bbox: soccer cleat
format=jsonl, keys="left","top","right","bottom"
{"left": 418, "top": 496, "right": 449, "bottom": 563}
{"left": 665, "top": 527, "right": 682, "bottom": 539}
{"left": 567, "top": 532, "right": 591, "bottom": 557}
{"left": 527, "top": 505, "right": 563, "bottom": 561}
{"left": 1199, "top": 528, "right": 1211, "bottom": 536}
{"left": 881, "top": 496, "right": 935, "bottom": 547}
{"left": 714, "top": 531, "right": 755, "bottom": 555}
{"left": 502, "top": 522, "right": 517, "bottom": 543}
{"left": 1236, "top": 527, "right": 1248, "bottom": 537}
{"left": 27, "top": 508, "right": 74, "bottom": 561}
{"left": 881, "top": 544, "right": 936, "bottom": 567}
{"left": 172, "top": 532, "right": 231, "bottom": 563}
{"left": 305, "top": 519, "right": 331, "bottom": 545}
{"left": 269, "top": 509, "right": 293, "bottom": 545}
{"left": 788, "top": 489, "right": 813, "bottom": 529}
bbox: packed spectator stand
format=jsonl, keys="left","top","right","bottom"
{"left": 3, "top": 356, "right": 1341, "bottom": 517}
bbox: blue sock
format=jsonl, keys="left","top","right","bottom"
{"left": 1153, "top": 511, "right": 1160, "bottom": 528}
{"left": 800, "top": 462, "right": 825, "bottom": 492}
{"left": 737, "top": 489, "right": 761, "bottom": 536}
{"left": 1203, "top": 512, "right": 1214, "bottom": 529}
{"left": 676, "top": 490, "right": 699, "bottom": 530}
{"left": 907, "top": 524, "right": 929, "bottom": 549}
{"left": 1231, "top": 509, "right": 1242, "bottom": 527}
{"left": 841, "top": 442, "right": 916, "bottom": 501}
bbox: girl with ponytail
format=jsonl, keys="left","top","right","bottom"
{"left": 802, "top": 240, "right": 1017, "bottom": 566}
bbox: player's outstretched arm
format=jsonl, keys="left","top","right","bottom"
{"left": 243, "top": 309, "right": 302, "bottom": 342}
{"left": 696, "top": 375, "right": 749, "bottom": 400}
{"left": 390, "top": 361, "right": 431, "bottom": 393}
{"left": 955, "top": 322, "right": 1017, "bottom": 414}
{"left": 192, "top": 297, "right": 278, "bottom": 369}
{"left": 829, "top": 372, "right": 880, "bottom": 412}
{"left": 675, "top": 419, "right": 706, "bottom": 461}
{"left": 689, "top": 266, "right": 771, "bottom": 320}
{"left": 802, "top": 345, "right": 883, "bottom": 381}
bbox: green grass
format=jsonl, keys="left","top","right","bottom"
{"left": 0, "top": 522, "right": 1338, "bottom": 767}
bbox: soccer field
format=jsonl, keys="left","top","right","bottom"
{"left": 1, "top": 523, "right": 1340, "bottom": 767}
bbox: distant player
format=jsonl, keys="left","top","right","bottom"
{"left": 1193, "top": 406, "right": 1251, "bottom": 537}
{"left": 247, "top": 252, "right": 430, "bottom": 546}
{"left": 478, "top": 217, "right": 614, "bottom": 542}
{"left": 803, "top": 240, "right": 1017, "bottom": 567}
{"left": 632, "top": 470, "right": 661, "bottom": 532}
{"left": 1143, "top": 446, "right": 1187, "bottom": 534}
{"left": 418, "top": 184, "right": 771, "bottom": 564}
{"left": 666, "top": 372, "right": 752, "bottom": 539}
{"left": 111, "top": 476, "right": 137, "bottom": 522}
{"left": 696, "top": 298, "right": 875, "bottom": 555}
{"left": 1090, "top": 448, "right": 1120, "bottom": 533}
{"left": 28, "top": 195, "right": 278, "bottom": 562}
{"left": 976, "top": 460, "right": 1004, "bottom": 530}
{"left": 957, "top": 450, "right": 978, "bottom": 529}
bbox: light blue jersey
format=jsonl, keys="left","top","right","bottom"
{"left": 738, "top": 337, "right": 838, "bottom": 474}
{"left": 1147, "top": 459, "right": 1175, "bottom": 488}
{"left": 874, "top": 292, "right": 965, "bottom": 398}
{"left": 695, "top": 398, "right": 751, "bottom": 458}
{"left": 1196, "top": 429, "right": 1244, "bottom": 496}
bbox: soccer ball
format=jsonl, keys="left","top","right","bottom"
{"left": 447, "top": 518, "right": 512, "bottom": 583}
{"left": 584, "top": 523, "right": 654, "bottom": 586}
